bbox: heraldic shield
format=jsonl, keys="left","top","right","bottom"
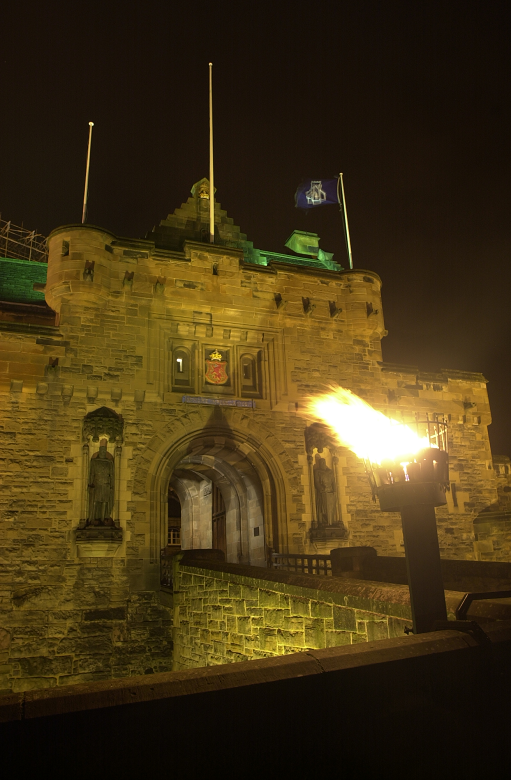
{"left": 205, "top": 349, "right": 228, "bottom": 385}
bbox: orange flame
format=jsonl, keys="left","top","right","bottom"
{"left": 308, "top": 387, "right": 432, "bottom": 465}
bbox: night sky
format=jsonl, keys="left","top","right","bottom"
{"left": 1, "top": 2, "right": 509, "bottom": 453}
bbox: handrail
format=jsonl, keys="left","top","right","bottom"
{"left": 456, "top": 589, "right": 511, "bottom": 620}
{"left": 270, "top": 553, "right": 332, "bottom": 576}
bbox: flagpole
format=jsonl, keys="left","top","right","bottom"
{"left": 82, "top": 122, "right": 94, "bottom": 224}
{"left": 209, "top": 63, "right": 214, "bottom": 243}
{"left": 338, "top": 172, "right": 353, "bottom": 269}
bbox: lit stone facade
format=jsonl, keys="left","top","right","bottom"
{"left": 0, "top": 181, "right": 506, "bottom": 690}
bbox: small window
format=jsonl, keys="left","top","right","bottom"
{"left": 242, "top": 360, "right": 252, "bottom": 382}
{"left": 241, "top": 355, "right": 255, "bottom": 388}
{"left": 174, "top": 351, "right": 189, "bottom": 381}
{"left": 240, "top": 352, "right": 261, "bottom": 398}
{"left": 172, "top": 347, "right": 193, "bottom": 390}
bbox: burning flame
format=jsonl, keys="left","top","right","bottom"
{"left": 309, "top": 387, "right": 432, "bottom": 465}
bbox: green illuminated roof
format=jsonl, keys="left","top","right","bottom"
{"left": 246, "top": 248, "right": 339, "bottom": 271}
{"left": 0, "top": 256, "right": 47, "bottom": 304}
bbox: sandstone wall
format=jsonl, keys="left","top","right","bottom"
{"left": 172, "top": 559, "right": 425, "bottom": 669}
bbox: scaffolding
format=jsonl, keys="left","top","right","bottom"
{"left": 0, "top": 215, "right": 48, "bottom": 263}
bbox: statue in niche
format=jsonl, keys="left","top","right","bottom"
{"left": 88, "top": 439, "right": 115, "bottom": 526}
{"left": 313, "top": 454, "right": 338, "bottom": 526}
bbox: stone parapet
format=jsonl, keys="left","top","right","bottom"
{"left": 172, "top": 559, "right": 425, "bottom": 669}
{"left": 172, "top": 557, "right": 511, "bottom": 671}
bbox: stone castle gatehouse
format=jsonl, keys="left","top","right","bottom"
{"left": 0, "top": 179, "right": 509, "bottom": 690}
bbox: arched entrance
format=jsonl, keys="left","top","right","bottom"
{"left": 146, "top": 409, "right": 291, "bottom": 568}
{"left": 168, "top": 442, "right": 268, "bottom": 566}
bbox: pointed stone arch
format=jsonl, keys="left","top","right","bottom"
{"left": 138, "top": 406, "right": 295, "bottom": 566}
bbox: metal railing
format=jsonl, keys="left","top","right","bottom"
{"left": 270, "top": 553, "right": 332, "bottom": 576}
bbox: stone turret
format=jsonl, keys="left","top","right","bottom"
{"left": 46, "top": 224, "right": 117, "bottom": 313}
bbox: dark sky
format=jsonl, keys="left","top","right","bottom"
{"left": 1, "top": 1, "right": 510, "bottom": 454}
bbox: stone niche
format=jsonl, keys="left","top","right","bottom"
{"left": 76, "top": 407, "right": 124, "bottom": 557}
{"left": 305, "top": 423, "right": 349, "bottom": 547}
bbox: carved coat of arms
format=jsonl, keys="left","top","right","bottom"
{"left": 205, "top": 349, "right": 228, "bottom": 385}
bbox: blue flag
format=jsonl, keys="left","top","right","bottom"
{"left": 295, "top": 178, "right": 339, "bottom": 209}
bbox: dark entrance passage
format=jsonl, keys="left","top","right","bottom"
{"left": 212, "top": 483, "right": 227, "bottom": 556}
{"left": 168, "top": 488, "right": 181, "bottom": 548}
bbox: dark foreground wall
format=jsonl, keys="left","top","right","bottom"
{"left": 2, "top": 622, "right": 511, "bottom": 779}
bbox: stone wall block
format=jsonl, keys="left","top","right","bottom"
{"left": 236, "top": 616, "right": 251, "bottom": 635}
{"left": 232, "top": 600, "right": 246, "bottom": 616}
{"left": 241, "top": 585, "right": 260, "bottom": 601}
{"left": 304, "top": 619, "right": 327, "bottom": 649}
{"left": 263, "top": 609, "right": 286, "bottom": 628}
{"left": 246, "top": 607, "right": 263, "bottom": 618}
{"left": 259, "top": 590, "right": 280, "bottom": 609}
{"left": 366, "top": 620, "right": 390, "bottom": 642}
{"left": 259, "top": 628, "right": 278, "bottom": 653}
{"left": 228, "top": 583, "right": 242, "bottom": 599}
{"left": 311, "top": 601, "right": 333, "bottom": 620}
{"left": 12, "top": 676, "right": 58, "bottom": 692}
{"left": 289, "top": 597, "right": 311, "bottom": 617}
{"left": 277, "top": 630, "right": 305, "bottom": 648}
{"left": 17, "top": 655, "right": 73, "bottom": 677}
{"left": 333, "top": 606, "right": 357, "bottom": 632}
{"left": 326, "top": 630, "right": 352, "bottom": 648}
{"left": 281, "top": 615, "right": 303, "bottom": 632}
{"left": 243, "top": 635, "right": 261, "bottom": 652}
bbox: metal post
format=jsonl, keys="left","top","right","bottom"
{"left": 338, "top": 172, "right": 353, "bottom": 269}
{"left": 5, "top": 220, "right": 10, "bottom": 258}
{"left": 209, "top": 63, "right": 214, "bottom": 243}
{"left": 400, "top": 503, "right": 448, "bottom": 633}
{"left": 82, "top": 122, "right": 94, "bottom": 224}
{"left": 363, "top": 431, "right": 450, "bottom": 634}
{"left": 115, "top": 438, "right": 122, "bottom": 529}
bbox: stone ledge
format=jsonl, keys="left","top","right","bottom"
{"left": 379, "top": 361, "right": 488, "bottom": 384}
{"left": 2, "top": 621, "right": 511, "bottom": 723}
{"left": 177, "top": 557, "right": 511, "bottom": 622}
{"left": 178, "top": 557, "right": 415, "bottom": 607}
{"left": 0, "top": 320, "right": 61, "bottom": 337}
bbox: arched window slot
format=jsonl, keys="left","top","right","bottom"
{"left": 83, "top": 260, "right": 95, "bottom": 281}
{"left": 242, "top": 359, "right": 253, "bottom": 382}
{"left": 240, "top": 352, "right": 262, "bottom": 398}
{"left": 172, "top": 347, "right": 194, "bottom": 391}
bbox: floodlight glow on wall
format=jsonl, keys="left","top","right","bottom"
{"left": 310, "top": 388, "right": 449, "bottom": 634}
